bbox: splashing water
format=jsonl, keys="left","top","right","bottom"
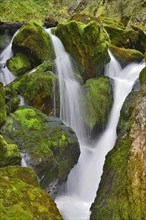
{"left": 47, "top": 29, "right": 145, "bottom": 220}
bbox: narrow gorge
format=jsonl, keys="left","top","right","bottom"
{"left": 0, "top": 1, "right": 146, "bottom": 220}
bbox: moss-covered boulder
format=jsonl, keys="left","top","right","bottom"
{"left": 6, "top": 61, "right": 58, "bottom": 116}
{"left": 104, "top": 22, "right": 139, "bottom": 48}
{"left": 0, "top": 165, "right": 63, "bottom": 220}
{"left": 0, "top": 82, "right": 6, "bottom": 126}
{"left": 7, "top": 52, "right": 32, "bottom": 76}
{"left": 90, "top": 84, "right": 146, "bottom": 220}
{"left": 56, "top": 20, "right": 110, "bottom": 81}
{"left": 82, "top": 76, "right": 112, "bottom": 133}
{"left": 109, "top": 44, "right": 144, "bottom": 67}
{"left": 132, "top": 24, "right": 146, "bottom": 54}
{"left": 1, "top": 106, "right": 80, "bottom": 190}
{"left": 11, "top": 19, "right": 54, "bottom": 70}
{"left": 0, "top": 135, "right": 21, "bottom": 167}
{"left": 70, "top": 15, "right": 134, "bottom": 48}
{"left": 139, "top": 67, "right": 146, "bottom": 84}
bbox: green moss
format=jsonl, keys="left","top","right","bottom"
{"left": 139, "top": 67, "right": 146, "bottom": 84}
{"left": 7, "top": 62, "right": 56, "bottom": 115}
{"left": 56, "top": 20, "right": 110, "bottom": 81}
{"left": 91, "top": 84, "right": 146, "bottom": 220}
{"left": 0, "top": 166, "right": 63, "bottom": 220}
{"left": 0, "top": 165, "right": 39, "bottom": 186}
{"left": 0, "top": 0, "right": 54, "bottom": 22}
{"left": 12, "top": 108, "right": 45, "bottom": 131}
{"left": 49, "top": 128, "right": 70, "bottom": 148}
{"left": 82, "top": 77, "right": 112, "bottom": 130}
{"left": 0, "top": 83, "right": 6, "bottom": 126}
{"left": 12, "top": 19, "right": 55, "bottom": 67}
{"left": 33, "top": 141, "right": 53, "bottom": 158}
{"left": 0, "top": 135, "right": 21, "bottom": 167}
{"left": 1, "top": 107, "right": 79, "bottom": 188}
{"left": 90, "top": 135, "right": 132, "bottom": 220}
{"left": 109, "top": 44, "right": 144, "bottom": 66}
{"left": 104, "top": 25, "right": 139, "bottom": 48}
{"left": 5, "top": 86, "right": 20, "bottom": 114}
{"left": 7, "top": 53, "right": 32, "bottom": 76}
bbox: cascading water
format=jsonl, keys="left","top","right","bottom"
{"left": 47, "top": 29, "right": 87, "bottom": 139}
{"left": 47, "top": 29, "right": 145, "bottom": 220}
{"left": 0, "top": 32, "right": 17, "bottom": 85}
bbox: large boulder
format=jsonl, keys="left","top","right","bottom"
{"left": 0, "top": 135, "right": 21, "bottom": 167}
{"left": 0, "top": 165, "right": 63, "bottom": 220}
{"left": 109, "top": 44, "right": 144, "bottom": 67}
{"left": 55, "top": 20, "right": 110, "bottom": 81}
{"left": 90, "top": 84, "right": 146, "bottom": 220}
{"left": 81, "top": 76, "right": 112, "bottom": 133}
{"left": 69, "top": 14, "right": 139, "bottom": 49}
{"left": 1, "top": 106, "right": 80, "bottom": 190}
{"left": 6, "top": 62, "right": 58, "bottom": 116}
{"left": 0, "top": 82, "right": 6, "bottom": 126}
{"left": 8, "top": 19, "right": 54, "bottom": 74}
{"left": 103, "top": 21, "right": 139, "bottom": 48}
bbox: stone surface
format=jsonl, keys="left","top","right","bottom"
{"left": 1, "top": 106, "right": 80, "bottom": 189}
{"left": 56, "top": 20, "right": 110, "bottom": 81}
{"left": 0, "top": 165, "right": 63, "bottom": 220}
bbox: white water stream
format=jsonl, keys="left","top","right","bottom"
{"left": 0, "top": 32, "right": 17, "bottom": 85}
{"left": 47, "top": 29, "right": 87, "bottom": 139}
{"left": 48, "top": 29, "right": 145, "bottom": 220}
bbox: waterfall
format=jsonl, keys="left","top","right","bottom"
{"left": 47, "top": 29, "right": 87, "bottom": 139}
{"left": 0, "top": 32, "right": 17, "bottom": 85}
{"left": 47, "top": 29, "right": 145, "bottom": 220}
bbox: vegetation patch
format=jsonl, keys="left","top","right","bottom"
{"left": 0, "top": 166, "right": 63, "bottom": 220}
{"left": 82, "top": 76, "right": 112, "bottom": 131}
{"left": 0, "top": 135, "right": 21, "bottom": 167}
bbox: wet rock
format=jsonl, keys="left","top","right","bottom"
{"left": 1, "top": 106, "right": 80, "bottom": 189}
{"left": 109, "top": 44, "right": 144, "bottom": 67}
{"left": 6, "top": 61, "right": 59, "bottom": 116}
{"left": 81, "top": 76, "right": 112, "bottom": 133}
{"left": 55, "top": 20, "right": 110, "bottom": 81}
{"left": 11, "top": 19, "right": 55, "bottom": 69}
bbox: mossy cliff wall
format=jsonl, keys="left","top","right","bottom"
{"left": 90, "top": 83, "right": 146, "bottom": 220}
